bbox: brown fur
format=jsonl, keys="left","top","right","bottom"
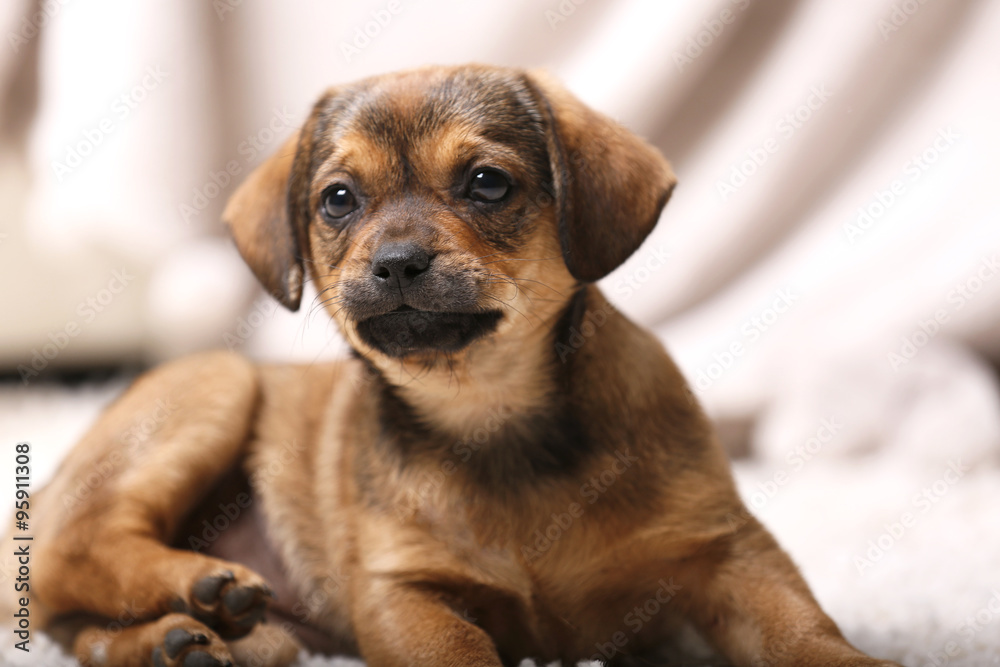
{"left": 5, "top": 65, "right": 900, "bottom": 667}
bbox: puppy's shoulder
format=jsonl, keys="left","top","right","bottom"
{"left": 133, "top": 350, "right": 350, "bottom": 409}
{"left": 254, "top": 357, "right": 363, "bottom": 408}
{"left": 124, "top": 349, "right": 258, "bottom": 407}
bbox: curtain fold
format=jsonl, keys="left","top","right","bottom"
{"left": 0, "top": 0, "right": 996, "bottom": 466}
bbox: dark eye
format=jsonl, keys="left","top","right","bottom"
{"left": 469, "top": 168, "right": 511, "bottom": 203}
{"left": 321, "top": 185, "right": 357, "bottom": 220}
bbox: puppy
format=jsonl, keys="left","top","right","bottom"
{"left": 11, "top": 65, "right": 900, "bottom": 667}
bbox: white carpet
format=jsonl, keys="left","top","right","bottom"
{"left": 2, "top": 381, "right": 999, "bottom": 667}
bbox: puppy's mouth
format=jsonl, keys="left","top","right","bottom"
{"left": 355, "top": 305, "right": 503, "bottom": 358}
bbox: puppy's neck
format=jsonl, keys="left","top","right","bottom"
{"left": 372, "top": 318, "right": 568, "bottom": 437}
{"left": 367, "top": 294, "right": 580, "bottom": 437}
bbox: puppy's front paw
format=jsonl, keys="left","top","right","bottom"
{"left": 183, "top": 566, "right": 275, "bottom": 639}
{"left": 151, "top": 615, "right": 234, "bottom": 667}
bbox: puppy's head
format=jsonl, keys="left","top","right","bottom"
{"left": 225, "top": 65, "right": 674, "bottom": 364}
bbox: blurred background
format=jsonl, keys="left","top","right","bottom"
{"left": 1, "top": 1, "right": 999, "bottom": 665}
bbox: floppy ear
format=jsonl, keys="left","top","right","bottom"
{"left": 223, "top": 130, "right": 307, "bottom": 310}
{"left": 525, "top": 71, "right": 677, "bottom": 283}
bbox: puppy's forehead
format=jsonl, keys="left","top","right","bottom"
{"left": 316, "top": 68, "right": 548, "bottom": 167}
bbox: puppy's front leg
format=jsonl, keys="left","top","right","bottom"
{"left": 352, "top": 578, "right": 503, "bottom": 667}
{"left": 676, "top": 517, "right": 900, "bottom": 667}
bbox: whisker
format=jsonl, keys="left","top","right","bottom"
{"left": 484, "top": 273, "right": 533, "bottom": 306}
{"left": 483, "top": 294, "right": 533, "bottom": 325}
{"left": 481, "top": 255, "right": 560, "bottom": 266}
{"left": 503, "top": 275, "right": 565, "bottom": 297}
{"left": 471, "top": 251, "right": 506, "bottom": 262}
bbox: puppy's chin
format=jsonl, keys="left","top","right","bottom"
{"left": 355, "top": 306, "right": 503, "bottom": 358}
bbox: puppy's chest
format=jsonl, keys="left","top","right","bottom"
{"left": 392, "top": 504, "right": 668, "bottom": 661}
{"left": 388, "top": 477, "right": 622, "bottom": 623}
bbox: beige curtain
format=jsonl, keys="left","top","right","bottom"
{"left": 4, "top": 0, "right": 997, "bottom": 466}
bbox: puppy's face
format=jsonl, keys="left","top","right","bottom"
{"left": 226, "top": 65, "right": 675, "bottom": 367}
{"left": 306, "top": 69, "right": 562, "bottom": 360}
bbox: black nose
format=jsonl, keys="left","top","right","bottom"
{"left": 370, "top": 241, "right": 432, "bottom": 289}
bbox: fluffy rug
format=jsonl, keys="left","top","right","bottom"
{"left": 2, "top": 381, "right": 999, "bottom": 667}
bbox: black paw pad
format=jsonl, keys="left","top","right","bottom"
{"left": 192, "top": 571, "right": 234, "bottom": 605}
{"left": 232, "top": 603, "right": 267, "bottom": 630}
{"left": 188, "top": 569, "right": 274, "bottom": 639}
{"left": 182, "top": 651, "right": 228, "bottom": 667}
{"left": 222, "top": 585, "right": 257, "bottom": 616}
{"left": 164, "top": 628, "right": 209, "bottom": 659}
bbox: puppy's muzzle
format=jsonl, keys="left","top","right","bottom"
{"left": 351, "top": 240, "right": 502, "bottom": 358}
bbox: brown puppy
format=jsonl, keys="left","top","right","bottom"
{"left": 9, "top": 65, "right": 901, "bottom": 667}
